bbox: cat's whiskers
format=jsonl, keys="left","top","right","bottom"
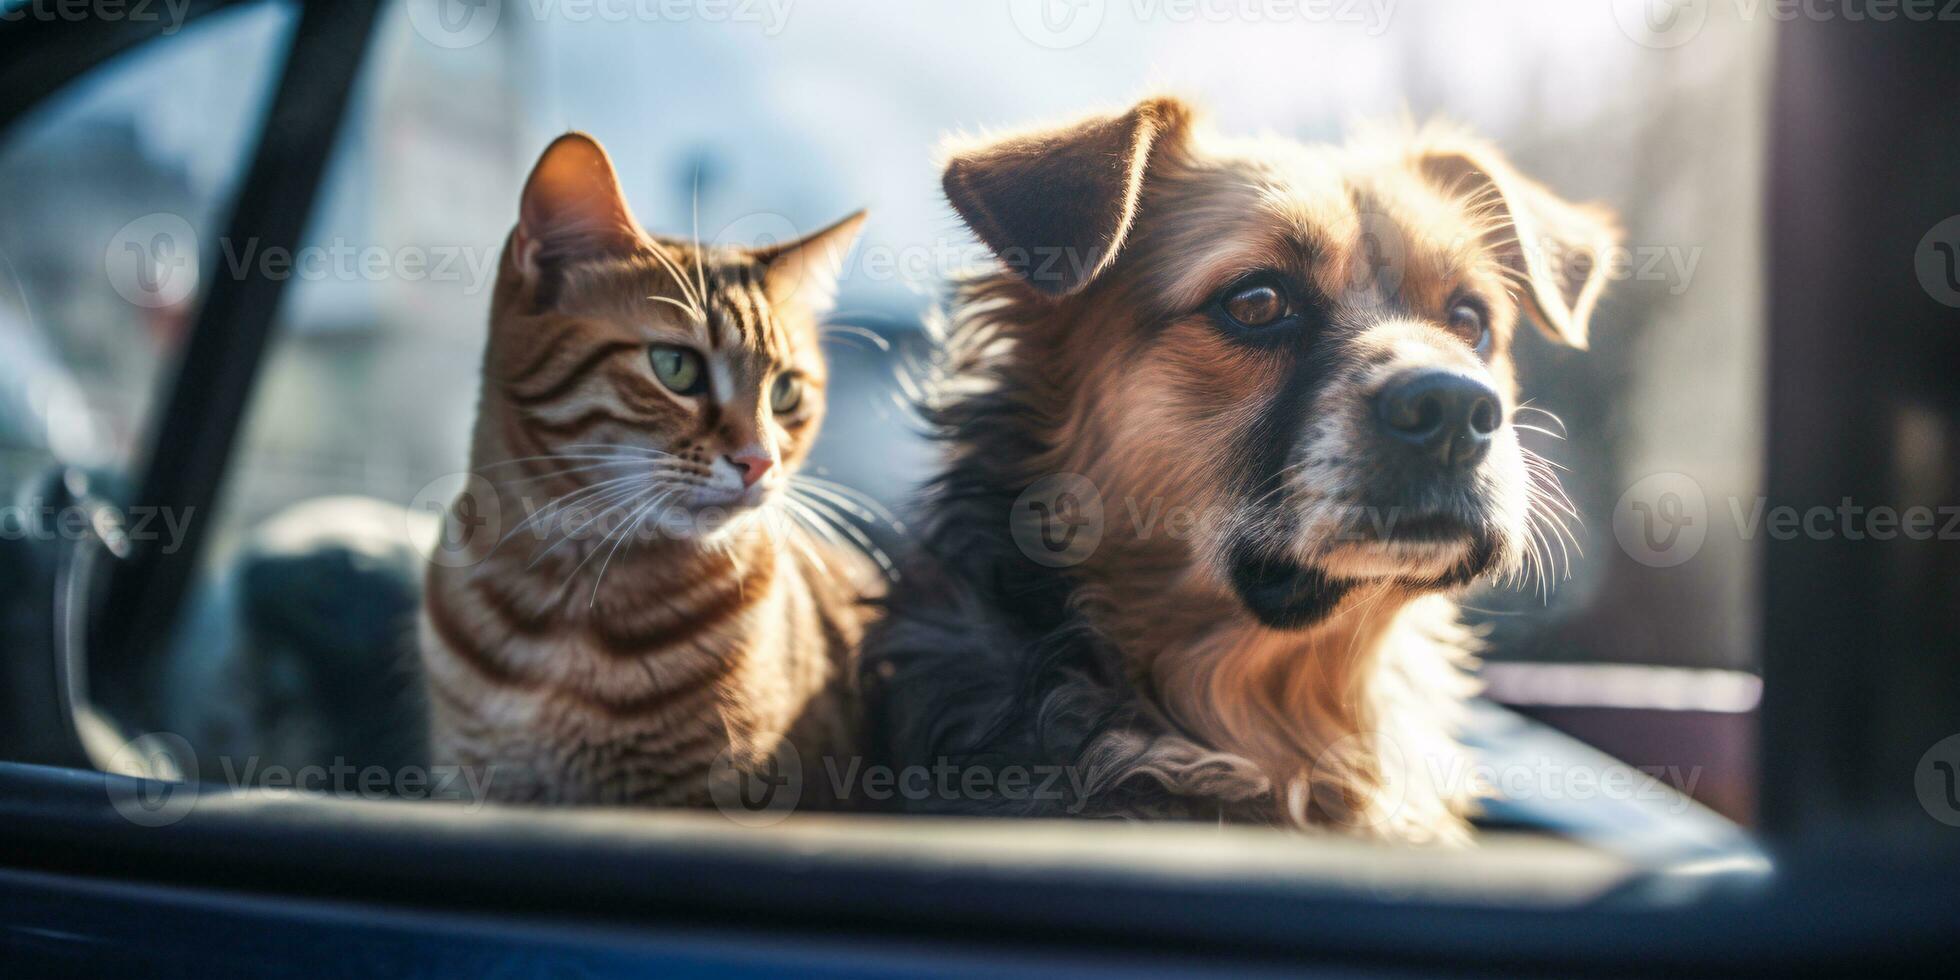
{"left": 786, "top": 484, "right": 896, "bottom": 578}
{"left": 494, "top": 469, "right": 661, "bottom": 553}
{"left": 818, "top": 319, "right": 892, "bottom": 353}
{"left": 645, "top": 241, "right": 706, "bottom": 320}
{"left": 480, "top": 446, "right": 677, "bottom": 535}
{"left": 524, "top": 476, "right": 667, "bottom": 569}
{"left": 542, "top": 482, "right": 690, "bottom": 605}
{"left": 539, "top": 485, "right": 656, "bottom": 606}
{"left": 554, "top": 442, "right": 676, "bottom": 459}
{"left": 502, "top": 458, "right": 659, "bottom": 487}
{"left": 690, "top": 173, "right": 710, "bottom": 310}
{"left": 475, "top": 446, "right": 673, "bottom": 471}
{"left": 781, "top": 494, "right": 848, "bottom": 558}
{"left": 781, "top": 499, "right": 854, "bottom": 583}
{"left": 586, "top": 486, "right": 688, "bottom": 607}
{"left": 790, "top": 474, "right": 906, "bottom": 534}
{"left": 478, "top": 445, "right": 677, "bottom": 491}
{"left": 771, "top": 501, "right": 840, "bottom": 578}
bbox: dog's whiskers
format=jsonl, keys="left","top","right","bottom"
{"left": 1512, "top": 403, "right": 1569, "bottom": 437}
{"left": 1505, "top": 440, "right": 1584, "bottom": 601}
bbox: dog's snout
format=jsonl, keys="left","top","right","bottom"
{"left": 1374, "top": 371, "right": 1501, "bottom": 469}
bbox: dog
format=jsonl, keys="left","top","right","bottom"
{"left": 861, "top": 96, "right": 1616, "bottom": 844}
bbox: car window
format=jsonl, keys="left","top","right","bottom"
{"left": 6, "top": 0, "right": 1769, "bottom": 861}
{"left": 11, "top": 6, "right": 1960, "bottom": 975}
{"left": 155, "top": 2, "right": 1768, "bottom": 820}
{"left": 0, "top": 3, "right": 293, "bottom": 497}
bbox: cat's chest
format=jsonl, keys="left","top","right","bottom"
{"left": 440, "top": 627, "right": 743, "bottom": 725}
{"left": 420, "top": 558, "right": 835, "bottom": 805}
{"left": 427, "top": 610, "right": 796, "bottom": 741}
{"left": 426, "top": 634, "right": 742, "bottom": 803}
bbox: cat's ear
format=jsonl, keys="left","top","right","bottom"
{"left": 940, "top": 96, "right": 1194, "bottom": 297}
{"left": 755, "top": 209, "right": 866, "bottom": 317}
{"left": 514, "top": 133, "right": 644, "bottom": 281}
{"left": 1415, "top": 141, "right": 1619, "bottom": 348}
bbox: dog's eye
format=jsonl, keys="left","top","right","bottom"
{"left": 1220, "top": 277, "right": 1290, "bottom": 328}
{"left": 1447, "top": 303, "right": 1490, "bottom": 355}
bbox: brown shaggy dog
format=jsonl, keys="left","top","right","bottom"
{"left": 862, "top": 96, "right": 1616, "bottom": 843}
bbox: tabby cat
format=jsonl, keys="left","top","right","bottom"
{"left": 419, "top": 133, "right": 879, "bottom": 806}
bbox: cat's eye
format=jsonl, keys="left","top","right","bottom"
{"left": 1218, "top": 275, "right": 1291, "bottom": 329}
{"left": 770, "top": 373, "right": 804, "bottom": 414}
{"left": 648, "top": 344, "right": 707, "bottom": 396}
{"left": 1447, "top": 302, "right": 1491, "bottom": 356}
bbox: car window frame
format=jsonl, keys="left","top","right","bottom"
{"left": 0, "top": 4, "right": 1956, "bottom": 975}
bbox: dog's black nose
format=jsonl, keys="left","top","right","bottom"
{"left": 1375, "top": 372, "right": 1502, "bottom": 469}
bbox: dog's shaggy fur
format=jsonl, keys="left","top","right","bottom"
{"left": 861, "top": 97, "right": 1616, "bottom": 844}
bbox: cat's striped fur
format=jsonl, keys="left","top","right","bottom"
{"left": 420, "top": 134, "right": 879, "bottom": 806}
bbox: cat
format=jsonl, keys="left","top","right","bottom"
{"left": 419, "top": 133, "right": 880, "bottom": 807}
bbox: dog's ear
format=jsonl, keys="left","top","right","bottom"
{"left": 941, "top": 97, "right": 1194, "bottom": 297}
{"left": 1418, "top": 145, "right": 1618, "bottom": 348}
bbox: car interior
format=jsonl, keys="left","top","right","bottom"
{"left": 1, "top": 1, "right": 1956, "bottom": 974}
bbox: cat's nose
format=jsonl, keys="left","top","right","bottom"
{"left": 727, "top": 453, "right": 775, "bottom": 488}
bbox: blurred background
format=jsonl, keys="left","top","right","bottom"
{"left": 0, "top": 1, "right": 1770, "bottom": 819}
